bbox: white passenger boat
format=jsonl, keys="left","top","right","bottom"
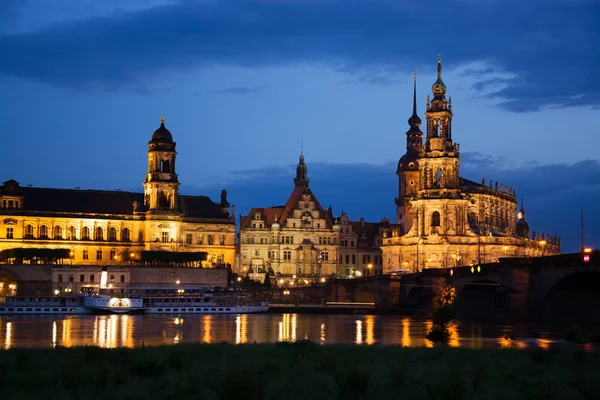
{"left": 0, "top": 287, "right": 269, "bottom": 315}
{"left": 0, "top": 296, "right": 90, "bottom": 315}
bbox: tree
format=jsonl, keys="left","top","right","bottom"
{"left": 263, "top": 270, "right": 272, "bottom": 290}
{"left": 426, "top": 285, "right": 457, "bottom": 344}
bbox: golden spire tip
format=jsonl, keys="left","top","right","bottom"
{"left": 160, "top": 116, "right": 165, "bottom": 125}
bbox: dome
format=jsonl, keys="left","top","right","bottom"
{"left": 397, "top": 154, "right": 418, "bottom": 172}
{"left": 151, "top": 116, "right": 173, "bottom": 143}
{"left": 332, "top": 223, "right": 341, "bottom": 232}
{"left": 271, "top": 221, "right": 280, "bottom": 230}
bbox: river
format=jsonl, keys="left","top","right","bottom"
{"left": 0, "top": 313, "right": 591, "bottom": 349}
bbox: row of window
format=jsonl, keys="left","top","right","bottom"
{"left": 253, "top": 250, "right": 331, "bottom": 261}
{"left": 251, "top": 222, "right": 324, "bottom": 229}
{"left": 58, "top": 273, "right": 126, "bottom": 283}
{"left": 1, "top": 199, "right": 20, "bottom": 209}
{"left": 15, "top": 225, "right": 133, "bottom": 241}
{"left": 184, "top": 233, "right": 226, "bottom": 246}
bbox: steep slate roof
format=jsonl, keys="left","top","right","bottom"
{"left": 1, "top": 184, "right": 229, "bottom": 220}
{"left": 240, "top": 186, "right": 333, "bottom": 230}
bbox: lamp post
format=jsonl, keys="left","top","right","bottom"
{"left": 283, "top": 289, "right": 290, "bottom": 306}
{"left": 367, "top": 263, "right": 373, "bottom": 277}
{"left": 502, "top": 246, "right": 508, "bottom": 257}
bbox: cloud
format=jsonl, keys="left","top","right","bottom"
{"left": 212, "top": 85, "right": 268, "bottom": 95}
{"left": 189, "top": 155, "right": 600, "bottom": 253}
{"left": 0, "top": 0, "right": 597, "bottom": 111}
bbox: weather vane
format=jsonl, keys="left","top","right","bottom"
{"left": 160, "top": 116, "right": 165, "bottom": 124}
{"left": 413, "top": 69, "right": 417, "bottom": 80}
{"left": 437, "top": 53, "right": 442, "bottom": 62}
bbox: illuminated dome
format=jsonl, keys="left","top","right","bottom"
{"left": 151, "top": 116, "right": 173, "bottom": 143}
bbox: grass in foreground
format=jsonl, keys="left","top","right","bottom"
{"left": 0, "top": 342, "right": 598, "bottom": 400}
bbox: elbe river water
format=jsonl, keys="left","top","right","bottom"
{"left": 0, "top": 313, "right": 587, "bottom": 349}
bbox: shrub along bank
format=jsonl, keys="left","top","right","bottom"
{"left": 0, "top": 342, "right": 598, "bottom": 399}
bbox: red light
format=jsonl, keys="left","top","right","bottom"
{"left": 583, "top": 255, "right": 590, "bottom": 263}
{"left": 449, "top": 269, "right": 454, "bottom": 276}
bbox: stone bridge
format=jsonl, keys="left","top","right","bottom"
{"left": 327, "top": 251, "right": 600, "bottom": 321}
{"left": 325, "top": 275, "right": 402, "bottom": 308}
{"left": 0, "top": 264, "right": 52, "bottom": 295}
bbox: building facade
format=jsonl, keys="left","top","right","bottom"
{"left": 381, "top": 61, "right": 560, "bottom": 272}
{"left": 0, "top": 117, "right": 236, "bottom": 268}
{"left": 337, "top": 214, "right": 388, "bottom": 278}
{"left": 239, "top": 154, "right": 341, "bottom": 283}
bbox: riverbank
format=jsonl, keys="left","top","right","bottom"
{"left": 1, "top": 342, "right": 598, "bottom": 399}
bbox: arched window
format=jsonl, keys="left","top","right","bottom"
{"left": 81, "top": 227, "right": 90, "bottom": 240}
{"left": 95, "top": 227, "right": 104, "bottom": 241}
{"left": 431, "top": 211, "right": 441, "bottom": 227}
{"left": 158, "top": 191, "right": 169, "bottom": 208}
{"left": 108, "top": 227, "right": 117, "bottom": 241}
{"left": 68, "top": 226, "right": 77, "bottom": 240}
{"left": 40, "top": 225, "right": 49, "bottom": 239}
{"left": 121, "top": 228, "right": 130, "bottom": 242}
{"left": 54, "top": 226, "right": 62, "bottom": 239}
{"left": 24, "top": 224, "right": 34, "bottom": 239}
{"left": 160, "top": 159, "right": 170, "bottom": 173}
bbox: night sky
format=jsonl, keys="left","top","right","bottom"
{"left": 1, "top": 0, "right": 598, "bottom": 252}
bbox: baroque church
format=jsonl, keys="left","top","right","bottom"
{"left": 381, "top": 59, "right": 560, "bottom": 272}
{"left": 0, "top": 117, "right": 236, "bottom": 267}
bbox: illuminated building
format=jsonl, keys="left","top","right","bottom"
{"left": 0, "top": 117, "right": 235, "bottom": 268}
{"left": 381, "top": 60, "right": 560, "bottom": 272}
{"left": 239, "top": 153, "right": 340, "bottom": 279}
{"left": 337, "top": 214, "right": 388, "bottom": 278}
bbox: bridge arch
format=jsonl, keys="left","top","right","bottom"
{"left": 0, "top": 267, "right": 21, "bottom": 297}
{"left": 454, "top": 279, "right": 501, "bottom": 318}
{"left": 540, "top": 271, "right": 600, "bottom": 322}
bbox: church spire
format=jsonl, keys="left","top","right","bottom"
{"left": 406, "top": 70, "right": 423, "bottom": 154}
{"left": 408, "top": 70, "right": 422, "bottom": 131}
{"left": 294, "top": 152, "right": 310, "bottom": 189}
{"left": 431, "top": 54, "right": 447, "bottom": 101}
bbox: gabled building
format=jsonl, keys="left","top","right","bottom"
{"left": 337, "top": 214, "right": 391, "bottom": 277}
{"left": 381, "top": 60, "right": 560, "bottom": 272}
{"left": 239, "top": 154, "right": 340, "bottom": 281}
{"left": 0, "top": 117, "right": 236, "bottom": 267}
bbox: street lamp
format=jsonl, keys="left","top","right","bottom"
{"left": 283, "top": 289, "right": 290, "bottom": 306}
{"left": 502, "top": 246, "right": 508, "bottom": 257}
{"left": 367, "top": 263, "right": 373, "bottom": 276}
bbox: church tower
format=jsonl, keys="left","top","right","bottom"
{"left": 143, "top": 116, "right": 179, "bottom": 213}
{"left": 421, "top": 57, "right": 460, "bottom": 192}
{"left": 395, "top": 71, "right": 423, "bottom": 232}
{"left": 294, "top": 152, "right": 310, "bottom": 189}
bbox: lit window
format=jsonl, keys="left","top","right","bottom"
{"left": 40, "top": 225, "right": 48, "bottom": 239}
{"left": 95, "top": 227, "right": 104, "bottom": 241}
{"left": 108, "top": 227, "right": 117, "bottom": 241}
{"left": 122, "top": 228, "right": 130, "bottom": 242}
{"left": 24, "top": 225, "right": 34, "bottom": 239}
{"left": 186, "top": 233, "right": 193, "bottom": 244}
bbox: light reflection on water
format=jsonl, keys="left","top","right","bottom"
{"left": 0, "top": 314, "right": 584, "bottom": 349}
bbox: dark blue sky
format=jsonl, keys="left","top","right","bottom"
{"left": 0, "top": 0, "right": 598, "bottom": 253}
